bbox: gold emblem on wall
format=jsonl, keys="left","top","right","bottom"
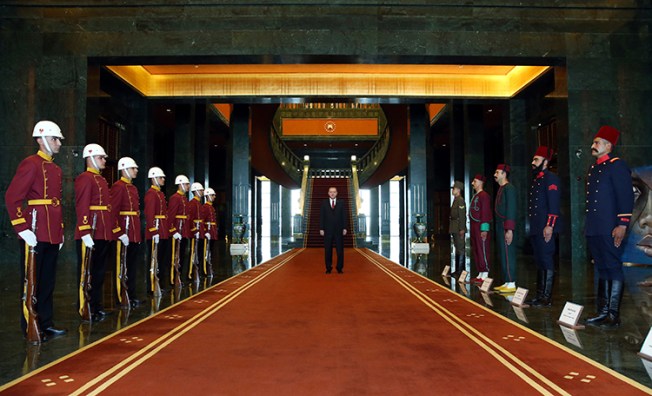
{"left": 324, "top": 121, "right": 336, "bottom": 133}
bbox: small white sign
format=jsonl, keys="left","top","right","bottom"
{"left": 411, "top": 243, "right": 430, "bottom": 254}
{"left": 511, "top": 287, "right": 529, "bottom": 306}
{"left": 479, "top": 277, "right": 494, "bottom": 293}
{"left": 441, "top": 265, "right": 451, "bottom": 277}
{"left": 559, "top": 325, "right": 583, "bottom": 349}
{"left": 229, "top": 243, "right": 248, "bottom": 256}
{"left": 458, "top": 270, "right": 468, "bottom": 283}
{"left": 638, "top": 328, "right": 652, "bottom": 361}
{"left": 557, "top": 301, "right": 585, "bottom": 329}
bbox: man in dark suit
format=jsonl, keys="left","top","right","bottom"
{"left": 320, "top": 186, "right": 348, "bottom": 274}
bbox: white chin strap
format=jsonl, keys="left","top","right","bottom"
{"left": 42, "top": 137, "right": 53, "bottom": 155}
{"left": 123, "top": 169, "right": 132, "bottom": 181}
{"left": 90, "top": 156, "right": 100, "bottom": 170}
{"left": 180, "top": 184, "right": 187, "bottom": 193}
{"left": 153, "top": 177, "right": 160, "bottom": 188}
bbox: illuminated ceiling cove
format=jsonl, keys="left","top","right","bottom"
{"left": 106, "top": 64, "right": 550, "bottom": 99}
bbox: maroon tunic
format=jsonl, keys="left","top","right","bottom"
{"left": 110, "top": 177, "right": 142, "bottom": 243}
{"left": 74, "top": 168, "right": 120, "bottom": 241}
{"left": 202, "top": 201, "right": 218, "bottom": 239}
{"left": 144, "top": 185, "right": 169, "bottom": 240}
{"left": 167, "top": 191, "right": 190, "bottom": 238}
{"left": 187, "top": 196, "right": 205, "bottom": 238}
{"left": 5, "top": 151, "right": 64, "bottom": 244}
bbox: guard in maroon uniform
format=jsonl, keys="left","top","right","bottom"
{"left": 144, "top": 166, "right": 169, "bottom": 293}
{"left": 187, "top": 182, "right": 205, "bottom": 281}
{"left": 167, "top": 175, "right": 190, "bottom": 285}
{"left": 202, "top": 188, "right": 218, "bottom": 276}
{"left": 469, "top": 174, "right": 492, "bottom": 282}
{"left": 110, "top": 157, "right": 142, "bottom": 308}
{"left": 5, "top": 120, "right": 67, "bottom": 339}
{"left": 75, "top": 143, "right": 121, "bottom": 322}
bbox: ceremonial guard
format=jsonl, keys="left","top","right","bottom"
{"left": 469, "top": 174, "right": 492, "bottom": 282}
{"left": 493, "top": 164, "right": 518, "bottom": 293}
{"left": 585, "top": 126, "right": 634, "bottom": 328}
{"left": 167, "top": 175, "right": 190, "bottom": 286}
{"left": 202, "top": 188, "right": 218, "bottom": 276}
{"left": 449, "top": 181, "right": 467, "bottom": 277}
{"left": 5, "top": 120, "right": 67, "bottom": 340}
{"left": 187, "top": 182, "right": 205, "bottom": 281}
{"left": 144, "top": 167, "right": 169, "bottom": 293}
{"left": 110, "top": 157, "right": 141, "bottom": 308}
{"left": 75, "top": 143, "right": 121, "bottom": 321}
{"left": 526, "top": 146, "right": 561, "bottom": 307}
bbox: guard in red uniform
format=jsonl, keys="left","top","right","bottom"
{"left": 167, "top": 175, "right": 190, "bottom": 285}
{"left": 5, "top": 120, "right": 67, "bottom": 339}
{"left": 469, "top": 174, "right": 492, "bottom": 282}
{"left": 110, "top": 157, "right": 142, "bottom": 308}
{"left": 144, "top": 166, "right": 169, "bottom": 293}
{"left": 584, "top": 126, "right": 634, "bottom": 328}
{"left": 187, "top": 182, "right": 205, "bottom": 281}
{"left": 75, "top": 143, "right": 121, "bottom": 321}
{"left": 202, "top": 187, "right": 218, "bottom": 276}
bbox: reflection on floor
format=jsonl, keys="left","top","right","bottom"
{"left": 1, "top": 236, "right": 651, "bottom": 389}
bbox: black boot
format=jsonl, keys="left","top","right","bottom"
{"left": 586, "top": 279, "right": 610, "bottom": 325}
{"left": 600, "top": 280, "right": 623, "bottom": 329}
{"left": 535, "top": 270, "right": 554, "bottom": 307}
{"left": 458, "top": 253, "right": 466, "bottom": 275}
{"left": 526, "top": 270, "right": 545, "bottom": 305}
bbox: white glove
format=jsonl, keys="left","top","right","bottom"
{"left": 195, "top": 232, "right": 200, "bottom": 239}
{"left": 118, "top": 234, "right": 130, "bottom": 247}
{"left": 153, "top": 234, "right": 160, "bottom": 244}
{"left": 59, "top": 235, "right": 64, "bottom": 251}
{"left": 173, "top": 232, "right": 182, "bottom": 240}
{"left": 205, "top": 233, "right": 211, "bottom": 240}
{"left": 82, "top": 234, "right": 94, "bottom": 248}
{"left": 18, "top": 230, "right": 37, "bottom": 247}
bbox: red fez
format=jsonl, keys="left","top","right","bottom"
{"left": 594, "top": 125, "right": 620, "bottom": 146}
{"left": 496, "top": 164, "right": 511, "bottom": 173}
{"left": 473, "top": 174, "right": 486, "bottom": 183}
{"left": 534, "top": 146, "right": 554, "bottom": 161}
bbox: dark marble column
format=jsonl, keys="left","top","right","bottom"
{"left": 270, "top": 181, "right": 280, "bottom": 238}
{"left": 506, "top": 99, "right": 528, "bottom": 252}
{"left": 231, "top": 105, "right": 251, "bottom": 241}
{"left": 369, "top": 186, "right": 379, "bottom": 238}
{"left": 281, "top": 186, "right": 292, "bottom": 238}
{"left": 408, "top": 105, "right": 429, "bottom": 241}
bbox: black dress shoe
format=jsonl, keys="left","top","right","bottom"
{"left": 45, "top": 327, "right": 67, "bottom": 336}
{"left": 130, "top": 299, "right": 143, "bottom": 308}
{"left": 337, "top": 269, "right": 343, "bottom": 274}
{"left": 325, "top": 269, "right": 332, "bottom": 274}
{"left": 96, "top": 310, "right": 113, "bottom": 317}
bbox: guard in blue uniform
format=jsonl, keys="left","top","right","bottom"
{"left": 584, "top": 126, "right": 634, "bottom": 328}
{"left": 526, "top": 146, "right": 561, "bottom": 307}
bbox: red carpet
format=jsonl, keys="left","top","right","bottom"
{"left": 1, "top": 248, "right": 650, "bottom": 395}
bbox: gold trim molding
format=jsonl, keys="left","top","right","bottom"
{"left": 107, "top": 64, "right": 550, "bottom": 99}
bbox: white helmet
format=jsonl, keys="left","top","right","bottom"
{"left": 190, "top": 182, "right": 204, "bottom": 192}
{"left": 205, "top": 188, "right": 216, "bottom": 196}
{"left": 175, "top": 175, "right": 190, "bottom": 185}
{"left": 117, "top": 157, "right": 138, "bottom": 170}
{"left": 83, "top": 143, "right": 107, "bottom": 158}
{"left": 148, "top": 167, "right": 166, "bottom": 178}
{"left": 32, "top": 120, "right": 64, "bottom": 139}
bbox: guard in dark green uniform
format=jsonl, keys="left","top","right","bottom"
{"left": 493, "top": 164, "right": 518, "bottom": 293}
{"left": 449, "top": 181, "right": 467, "bottom": 276}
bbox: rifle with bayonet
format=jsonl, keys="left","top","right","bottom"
{"left": 172, "top": 219, "right": 183, "bottom": 289}
{"left": 150, "top": 219, "right": 162, "bottom": 297}
{"left": 23, "top": 209, "right": 41, "bottom": 344}
{"left": 204, "top": 222, "right": 213, "bottom": 278}
{"left": 117, "top": 216, "right": 130, "bottom": 309}
{"left": 190, "top": 223, "right": 201, "bottom": 284}
{"left": 79, "top": 213, "right": 96, "bottom": 322}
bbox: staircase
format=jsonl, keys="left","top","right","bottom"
{"left": 304, "top": 177, "right": 356, "bottom": 248}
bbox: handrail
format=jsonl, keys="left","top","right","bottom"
{"left": 356, "top": 125, "right": 391, "bottom": 185}
{"left": 269, "top": 126, "right": 303, "bottom": 185}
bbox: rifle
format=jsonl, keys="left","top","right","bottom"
{"left": 172, "top": 219, "right": 183, "bottom": 289}
{"left": 204, "top": 238, "right": 213, "bottom": 278}
{"left": 189, "top": 227, "right": 201, "bottom": 284}
{"left": 23, "top": 209, "right": 41, "bottom": 344}
{"left": 150, "top": 219, "right": 162, "bottom": 297}
{"left": 117, "top": 216, "right": 130, "bottom": 309}
{"left": 79, "top": 214, "right": 96, "bottom": 322}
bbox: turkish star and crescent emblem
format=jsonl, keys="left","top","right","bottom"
{"left": 324, "top": 121, "right": 336, "bottom": 133}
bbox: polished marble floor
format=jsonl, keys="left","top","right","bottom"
{"left": 1, "top": 236, "right": 652, "bottom": 389}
